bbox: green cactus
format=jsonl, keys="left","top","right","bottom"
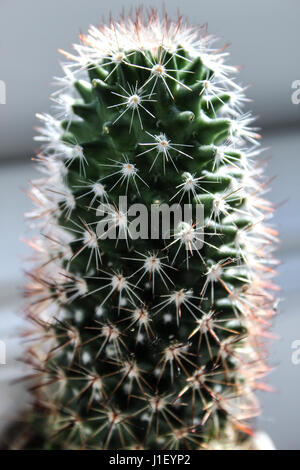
{"left": 25, "top": 11, "right": 277, "bottom": 450}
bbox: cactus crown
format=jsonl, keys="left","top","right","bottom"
{"left": 25, "top": 10, "right": 277, "bottom": 450}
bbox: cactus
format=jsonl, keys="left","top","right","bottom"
{"left": 25, "top": 10, "right": 278, "bottom": 450}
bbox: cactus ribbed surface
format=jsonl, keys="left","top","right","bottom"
{"left": 25, "top": 11, "right": 278, "bottom": 450}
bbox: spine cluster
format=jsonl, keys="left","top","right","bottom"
{"left": 25, "top": 11, "right": 278, "bottom": 450}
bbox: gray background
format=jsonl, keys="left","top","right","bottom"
{"left": 0, "top": 0, "right": 299, "bottom": 449}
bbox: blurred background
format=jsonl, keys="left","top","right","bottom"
{"left": 0, "top": 0, "right": 299, "bottom": 449}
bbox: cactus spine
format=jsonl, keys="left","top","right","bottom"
{"left": 25, "top": 11, "right": 277, "bottom": 450}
